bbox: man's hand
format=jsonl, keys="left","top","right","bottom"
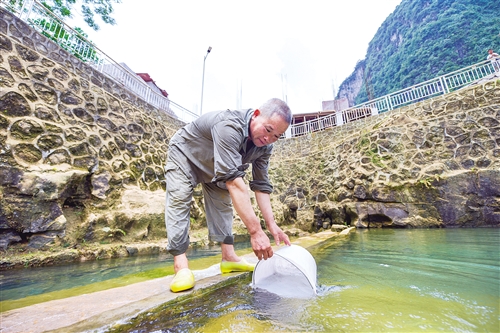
{"left": 250, "top": 224, "right": 290, "bottom": 260}
{"left": 250, "top": 229, "right": 274, "bottom": 260}
{"left": 254, "top": 190, "right": 292, "bottom": 250}
{"left": 267, "top": 223, "right": 291, "bottom": 247}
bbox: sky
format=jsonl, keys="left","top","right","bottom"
{"left": 72, "top": 0, "right": 402, "bottom": 115}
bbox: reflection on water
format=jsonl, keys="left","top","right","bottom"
{"left": 1, "top": 252, "right": 172, "bottom": 301}
{"left": 108, "top": 228, "right": 500, "bottom": 332}
{"left": 0, "top": 242, "right": 250, "bottom": 301}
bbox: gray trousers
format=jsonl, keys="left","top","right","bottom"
{"left": 165, "top": 159, "right": 234, "bottom": 256}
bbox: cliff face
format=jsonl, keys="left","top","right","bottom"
{"left": 336, "top": 60, "right": 365, "bottom": 107}
{"left": 337, "top": 0, "right": 500, "bottom": 104}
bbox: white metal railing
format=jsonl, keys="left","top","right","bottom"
{"left": 288, "top": 58, "right": 499, "bottom": 137}
{"left": 290, "top": 114, "right": 337, "bottom": 137}
{"left": 1, "top": 0, "right": 198, "bottom": 123}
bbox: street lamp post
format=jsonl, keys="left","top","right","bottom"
{"left": 200, "top": 46, "right": 212, "bottom": 115}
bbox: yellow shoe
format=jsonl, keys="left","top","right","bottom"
{"left": 170, "top": 268, "right": 195, "bottom": 292}
{"left": 220, "top": 258, "right": 256, "bottom": 273}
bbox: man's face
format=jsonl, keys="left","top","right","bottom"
{"left": 249, "top": 109, "right": 289, "bottom": 147}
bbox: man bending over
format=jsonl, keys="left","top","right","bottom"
{"left": 165, "top": 98, "right": 292, "bottom": 292}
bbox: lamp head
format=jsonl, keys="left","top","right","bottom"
{"left": 207, "top": 46, "right": 212, "bottom": 53}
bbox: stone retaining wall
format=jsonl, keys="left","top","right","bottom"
{"left": 0, "top": 7, "right": 184, "bottom": 250}
{"left": 270, "top": 79, "right": 500, "bottom": 229}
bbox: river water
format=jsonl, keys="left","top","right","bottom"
{"left": 108, "top": 228, "right": 499, "bottom": 332}
{"left": 1, "top": 229, "right": 498, "bottom": 332}
{"left": 0, "top": 242, "right": 250, "bottom": 305}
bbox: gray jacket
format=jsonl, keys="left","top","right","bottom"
{"left": 168, "top": 109, "right": 274, "bottom": 193}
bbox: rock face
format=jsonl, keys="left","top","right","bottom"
{"left": 0, "top": 7, "right": 184, "bottom": 250}
{"left": 0, "top": 6, "right": 499, "bottom": 254}
{"left": 336, "top": 60, "right": 365, "bottom": 107}
{"left": 271, "top": 80, "right": 500, "bottom": 231}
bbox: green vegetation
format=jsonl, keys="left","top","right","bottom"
{"left": 338, "top": 0, "right": 500, "bottom": 104}
{"left": 8, "top": 0, "right": 121, "bottom": 30}
{"left": 31, "top": 18, "right": 101, "bottom": 63}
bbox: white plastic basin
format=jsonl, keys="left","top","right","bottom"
{"left": 252, "top": 244, "right": 317, "bottom": 298}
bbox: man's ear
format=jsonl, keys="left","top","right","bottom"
{"left": 253, "top": 109, "right": 260, "bottom": 117}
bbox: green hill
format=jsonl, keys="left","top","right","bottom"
{"left": 337, "top": 0, "right": 500, "bottom": 106}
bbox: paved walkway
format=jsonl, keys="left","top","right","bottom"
{"left": 0, "top": 230, "right": 350, "bottom": 333}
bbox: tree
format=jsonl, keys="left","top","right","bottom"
{"left": 9, "top": 0, "right": 121, "bottom": 30}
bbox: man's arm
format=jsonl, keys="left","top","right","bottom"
{"left": 225, "top": 177, "right": 274, "bottom": 260}
{"left": 254, "top": 190, "right": 291, "bottom": 247}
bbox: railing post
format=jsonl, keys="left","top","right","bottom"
{"left": 439, "top": 76, "right": 449, "bottom": 94}
{"left": 385, "top": 95, "right": 393, "bottom": 111}
{"left": 145, "top": 88, "right": 151, "bottom": 106}
{"left": 335, "top": 111, "right": 344, "bottom": 126}
{"left": 20, "top": 0, "right": 35, "bottom": 19}
{"left": 494, "top": 59, "right": 500, "bottom": 73}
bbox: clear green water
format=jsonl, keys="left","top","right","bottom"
{"left": 0, "top": 243, "right": 250, "bottom": 303}
{"left": 109, "top": 228, "right": 499, "bottom": 332}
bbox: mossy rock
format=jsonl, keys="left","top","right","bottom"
{"left": 46, "top": 148, "right": 71, "bottom": 165}
{"left": 0, "top": 114, "right": 9, "bottom": 129}
{"left": 13, "top": 143, "right": 42, "bottom": 163}
{"left": 37, "top": 134, "right": 64, "bottom": 151}
{"left": 0, "top": 92, "right": 30, "bottom": 117}
{"left": 10, "top": 119, "right": 44, "bottom": 140}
